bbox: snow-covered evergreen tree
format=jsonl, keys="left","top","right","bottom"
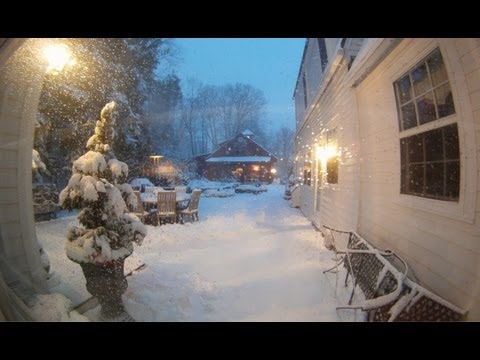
{"left": 32, "top": 149, "right": 51, "bottom": 183}
{"left": 59, "top": 102, "right": 146, "bottom": 264}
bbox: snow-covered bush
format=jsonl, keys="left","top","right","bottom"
{"left": 60, "top": 102, "right": 146, "bottom": 264}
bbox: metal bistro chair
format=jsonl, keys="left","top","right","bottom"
{"left": 179, "top": 189, "right": 201, "bottom": 223}
{"left": 156, "top": 191, "right": 177, "bottom": 225}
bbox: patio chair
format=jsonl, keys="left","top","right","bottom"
{"left": 179, "top": 189, "right": 201, "bottom": 223}
{"left": 132, "top": 191, "right": 150, "bottom": 224}
{"left": 156, "top": 191, "right": 177, "bottom": 225}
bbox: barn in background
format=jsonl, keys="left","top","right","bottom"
{"left": 196, "top": 130, "right": 277, "bottom": 183}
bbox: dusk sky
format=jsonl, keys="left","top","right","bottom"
{"left": 175, "top": 38, "right": 306, "bottom": 131}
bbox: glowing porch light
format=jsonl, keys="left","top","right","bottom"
{"left": 43, "top": 44, "right": 73, "bottom": 73}
{"left": 270, "top": 168, "right": 277, "bottom": 174}
{"left": 316, "top": 144, "right": 338, "bottom": 165}
{"left": 252, "top": 165, "right": 260, "bottom": 171}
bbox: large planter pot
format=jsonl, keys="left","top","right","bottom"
{"left": 77, "top": 257, "right": 129, "bottom": 320}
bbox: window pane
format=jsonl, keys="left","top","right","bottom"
{"left": 435, "top": 83, "right": 455, "bottom": 118}
{"left": 409, "top": 164, "right": 424, "bottom": 194}
{"left": 427, "top": 49, "right": 448, "bottom": 87}
{"left": 399, "top": 124, "right": 459, "bottom": 202}
{"left": 416, "top": 91, "right": 437, "bottom": 125}
{"left": 400, "top": 138, "right": 407, "bottom": 164}
{"left": 445, "top": 161, "right": 460, "bottom": 199}
{"left": 400, "top": 164, "right": 408, "bottom": 194}
{"left": 326, "top": 157, "right": 338, "bottom": 184}
{"left": 401, "top": 102, "right": 417, "bottom": 130}
{"left": 407, "top": 134, "right": 424, "bottom": 163}
{"left": 424, "top": 128, "right": 443, "bottom": 162}
{"left": 395, "top": 75, "right": 413, "bottom": 104}
{"left": 411, "top": 62, "right": 431, "bottom": 96}
{"left": 444, "top": 124, "right": 459, "bottom": 160}
{"left": 425, "top": 162, "right": 444, "bottom": 197}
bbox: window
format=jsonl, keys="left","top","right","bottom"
{"left": 326, "top": 157, "right": 338, "bottom": 184}
{"left": 317, "top": 38, "right": 328, "bottom": 72}
{"left": 303, "top": 151, "right": 312, "bottom": 186}
{"left": 303, "top": 164, "right": 312, "bottom": 186}
{"left": 326, "top": 128, "right": 338, "bottom": 184}
{"left": 394, "top": 48, "right": 455, "bottom": 131}
{"left": 395, "top": 48, "right": 459, "bottom": 202}
{"left": 400, "top": 124, "right": 459, "bottom": 201}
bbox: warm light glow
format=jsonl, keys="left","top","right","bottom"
{"left": 149, "top": 155, "right": 163, "bottom": 164}
{"left": 316, "top": 144, "right": 338, "bottom": 164}
{"left": 43, "top": 44, "right": 73, "bottom": 73}
{"left": 270, "top": 168, "right": 277, "bottom": 174}
{"left": 252, "top": 165, "right": 260, "bottom": 172}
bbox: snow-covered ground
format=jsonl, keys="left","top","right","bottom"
{"left": 36, "top": 185, "right": 365, "bottom": 321}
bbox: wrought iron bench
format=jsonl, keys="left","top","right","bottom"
{"left": 323, "top": 226, "right": 467, "bottom": 321}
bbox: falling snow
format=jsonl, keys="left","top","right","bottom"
{"left": 37, "top": 185, "right": 364, "bottom": 321}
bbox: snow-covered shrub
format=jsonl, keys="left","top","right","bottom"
{"left": 60, "top": 102, "right": 146, "bottom": 264}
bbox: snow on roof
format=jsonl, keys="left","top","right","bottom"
{"left": 242, "top": 129, "right": 254, "bottom": 136}
{"left": 206, "top": 156, "right": 271, "bottom": 163}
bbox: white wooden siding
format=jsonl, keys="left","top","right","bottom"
{"left": 356, "top": 38, "right": 480, "bottom": 319}
{"left": 325, "top": 38, "right": 341, "bottom": 62}
{"left": 295, "top": 39, "right": 360, "bottom": 232}
{"left": 304, "top": 39, "right": 323, "bottom": 104}
{"left": 295, "top": 71, "right": 306, "bottom": 128}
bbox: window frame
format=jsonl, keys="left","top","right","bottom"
{"left": 395, "top": 47, "right": 459, "bottom": 203}
{"left": 390, "top": 41, "right": 476, "bottom": 224}
{"left": 394, "top": 48, "right": 455, "bottom": 132}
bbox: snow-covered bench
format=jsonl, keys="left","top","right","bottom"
{"left": 323, "top": 226, "right": 467, "bottom": 321}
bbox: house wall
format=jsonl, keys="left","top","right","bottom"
{"left": 325, "top": 38, "right": 341, "bottom": 62}
{"left": 355, "top": 38, "right": 480, "bottom": 319}
{"left": 304, "top": 39, "right": 323, "bottom": 104}
{"left": 0, "top": 38, "right": 49, "bottom": 319}
{"left": 294, "top": 39, "right": 360, "bottom": 231}
{"left": 295, "top": 73, "right": 306, "bottom": 129}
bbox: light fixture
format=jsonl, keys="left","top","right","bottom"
{"left": 270, "top": 168, "right": 277, "bottom": 174}
{"left": 149, "top": 155, "right": 163, "bottom": 164}
{"left": 316, "top": 144, "right": 338, "bottom": 165}
{"left": 43, "top": 44, "right": 73, "bottom": 74}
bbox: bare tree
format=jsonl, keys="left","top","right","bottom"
{"left": 175, "top": 80, "right": 267, "bottom": 158}
{"left": 217, "top": 83, "right": 267, "bottom": 140}
{"left": 269, "top": 126, "right": 294, "bottom": 179}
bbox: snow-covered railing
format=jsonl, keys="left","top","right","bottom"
{"left": 323, "top": 226, "right": 467, "bottom": 321}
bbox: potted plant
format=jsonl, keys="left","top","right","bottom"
{"left": 59, "top": 101, "right": 146, "bottom": 321}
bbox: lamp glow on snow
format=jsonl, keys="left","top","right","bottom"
{"left": 43, "top": 44, "right": 74, "bottom": 74}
